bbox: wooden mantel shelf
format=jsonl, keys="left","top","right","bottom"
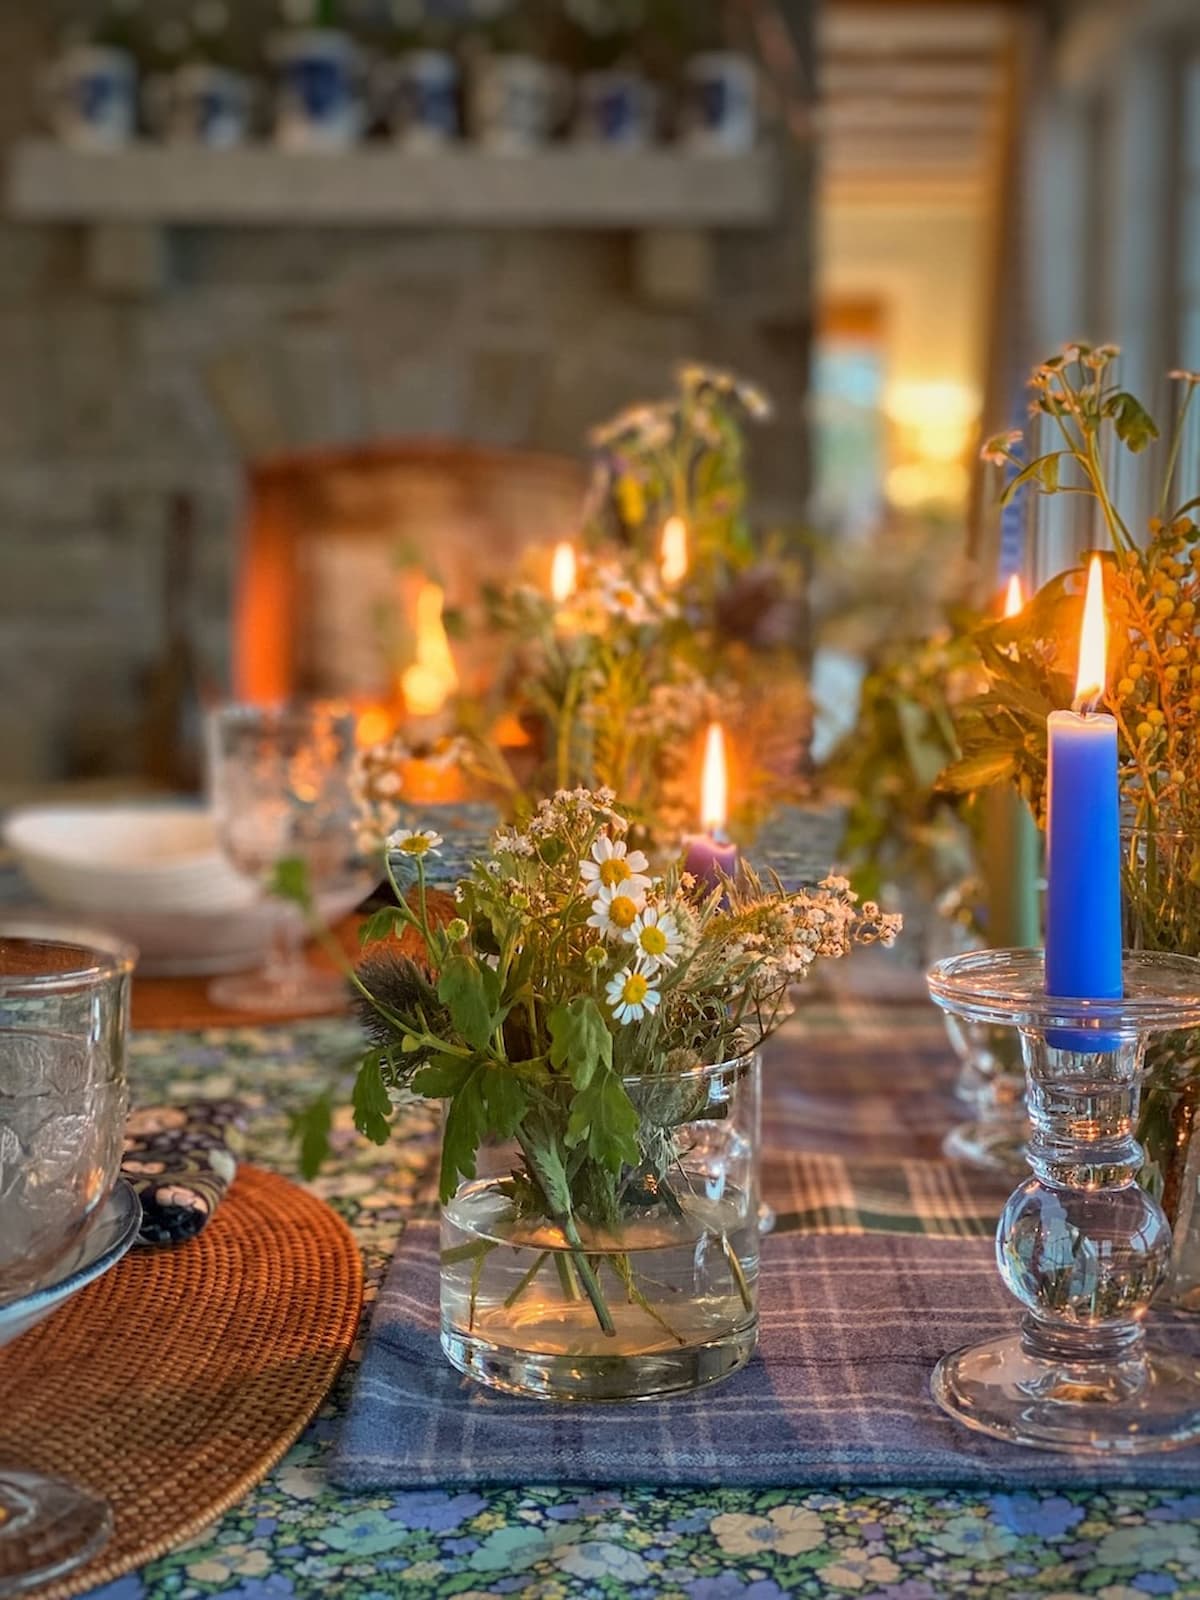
{"left": 7, "top": 139, "right": 780, "bottom": 229}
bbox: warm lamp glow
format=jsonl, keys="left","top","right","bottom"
{"left": 1074, "top": 555, "right": 1108, "bottom": 712}
{"left": 660, "top": 516, "right": 689, "bottom": 586}
{"left": 700, "top": 722, "right": 728, "bottom": 834}
{"left": 401, "top": 582, "right": 459, "bottom": 718}
{"left": 550, "top": 542, "right": 577, "bottom": 604}
{"left": 1004, "top": 573, "right": 1024, "bottom": 619}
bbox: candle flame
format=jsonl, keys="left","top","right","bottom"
{"left": 1003, "top": 573, "right": 1024, "bottom": 618}
{"left": 401, "top": 582, "right": 459, "bottom": 718}
{"left": 1074, "top": 554, "right": 1107, "bottom": 713}
{"left": 700, "top": 722, "right": 728, "bottom": 834}
{"left": 550, "top": 542, "right": 577, "bottom": 604}
{"left": 660, "top": 516, "right": 689, "bottom": 586}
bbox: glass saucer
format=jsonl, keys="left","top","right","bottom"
{"left": 0, "top": 1179, "right": 140, "bottom": 1348}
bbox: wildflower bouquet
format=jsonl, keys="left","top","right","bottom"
{"left": 347, "top": 789, "right": 898, "bottom": 1339}
{"left": 426, "top": 365, "right": 812, "bottom": 846}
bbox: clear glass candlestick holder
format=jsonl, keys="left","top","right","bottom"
{"left": 927, "top": 948, "right": 1200, "bottom": 1455}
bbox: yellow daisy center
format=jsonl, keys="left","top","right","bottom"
{"left": 639, "top": 925, "right": 668, "bottom": 957}
{"left": 622, "top": 973, "right": 649, "bottom": 1005}
{"left": 400, "top": 837, "right": 431, "bottom": 855}
{"left": 609, "top": 895, "right": 639, "bottom": 929}
{"left": 599, "top": 858, "right": 630, "bottom": 888}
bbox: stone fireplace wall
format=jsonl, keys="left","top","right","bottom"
{"left": 0, "top": 8, "right": 814, "bottom": 788}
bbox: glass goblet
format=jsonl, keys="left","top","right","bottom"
{"left": 0, "top": 926, "right": 135, "bottom": 1594}
{"left": 206, "top": 702, "right": 364, "bottom": 1016}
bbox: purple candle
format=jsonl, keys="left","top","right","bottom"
{"left": 683, "top": 723, "right": 739, "bottom": 890}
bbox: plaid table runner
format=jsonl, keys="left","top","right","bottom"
{"left": 332, "top": 1228, "right": 1200, "bottom": 1491}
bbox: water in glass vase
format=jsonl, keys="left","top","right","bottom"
{"left": 441, "top": 1178, "right": 759, "bottom": 1401}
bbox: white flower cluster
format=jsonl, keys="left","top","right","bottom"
{"left": 579, "top": 837, "right": 687, "bottom": 1026}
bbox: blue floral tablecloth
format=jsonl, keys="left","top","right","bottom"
{"left": 86, "top": 1006, "right": 1200, "bottom": 1600}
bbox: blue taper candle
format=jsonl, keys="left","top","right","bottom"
{"left": 1044, "top": 556, "right": 1123, "bottom": 1049}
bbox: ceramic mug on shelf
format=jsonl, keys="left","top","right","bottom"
{"left": 469, "top": 53, "right": 557, "bottom": 153}
{"left": 387, "top": 49, "right": 461, "bottom": 150}
{"left": 147, "top": 63, "right": 255, "bottom": 148}
{"left": 271, "top": 28, "right": 365, "bottom": 152}
{"left": 574, "top": 68, "right": 657, "bottom": 149}
{"left": 43, "top": 44, "right": 138, "bottom": 150}
{"left": 682, "top": 51, "right": 758, "bottom": 154}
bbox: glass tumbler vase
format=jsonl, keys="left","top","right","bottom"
{"left": 928, "top": 949, "right": 1200, "bottom": 1455}
{"left": 440, "top": 1054, "right": 761, "bottom": 1402}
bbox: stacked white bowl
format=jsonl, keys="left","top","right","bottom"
{"left": 4, "top": 804, "right": 264, "bottom": 976}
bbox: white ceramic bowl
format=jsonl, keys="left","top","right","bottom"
{"left": 5, "top": 804, "right": 255, "bottom": 914}
{"left": 4, "top": 803, "right": 368, "bottom": 976}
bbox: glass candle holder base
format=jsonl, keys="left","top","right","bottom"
{"left": 208, "top": 966, "right": 346, "bottom": 1016}
{"left": 928, "top": 949, "right": 1200, "bottom": 1456}
{"left": 942, "top": 1117, "right": 1028, "bottom": 1176}
{"left": 933, "top": 1329, "right": 1200, "bottom": 1454}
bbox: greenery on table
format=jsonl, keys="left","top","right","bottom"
{"left": 823, "top": 619, "right": 984, "bottom": 923}
{"left": 953, "top": 346, "right": 1200, "bottom": 948}
{"left": 292, "top": 788, "right": 898, "bottom": 1333}
{"left": 375, "top": 365, "right": 811, "bottom": 854}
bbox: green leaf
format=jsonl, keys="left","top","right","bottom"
{"left": 289, "top": 1094, "right": 332, "bottom": 1180}
{"left": 269, "top": 856, "right": 313, "bottom": 911}
{"left": 1104, "top": 390, "right": 1160, "bottom": 453}
{"left": 411, "top": 1054, "right": 473, "bottom": 1099}
{"left": 359, "top": 907, "right": 404, "bottom": 947}
{"left": 482, "top": 1065, "right": 528, "bottom": 1139}
{"left": 938, "top": 750, "right": 1018, "bottom": 794}
{"left": 999, "top": 452, "right": 1062, "bottom": 505}
{"left": 435, "top": 1061, "right": 529, "bottom": 1203}
{"left": 565, "top": 1066, "right": 641, "bottom": 1176}
{"left": 352, "top": 1054, "right": 393, "bottom": 1146}
{"left": 548, "top": 996, "right": 613, "bottom": 1089}
{"left": 437, "top": 955, "right": 500, "bottom": 1051}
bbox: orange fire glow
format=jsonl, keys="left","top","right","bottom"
{"left": 401, "top": 583, "right": 459, "bottom": 719}
{"left": 355, "top": 704, "right": 394, "bottom": 749}
{"left": 1074, "top": 554, "right": 1108, "bottom": 711}
{"left": 1003, "top": 573, "right": 1024, "bottom": 619}
{"left": 700, "top": 722, "right": 728, "bottom": 834}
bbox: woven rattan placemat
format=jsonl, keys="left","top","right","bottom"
{"left": 0, "top": 1165, "right": 363, "bottom": 1600}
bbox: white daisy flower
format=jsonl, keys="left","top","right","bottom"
{"left": 599, "top": 571, "right": 653, "bottom": 626}
{"left": 605, "top": 965, "right": 661, "bottom": 1025}
{"left": 587, "top": 882, "right": 646, "bottom": 940}
{"left": 580, "top": 836, "right": 651, "bottom": 895}
{"left": 623, "top": 906, "right": 683, "bottom": 972}
{"left": 387, "top": 828, "right": 443, "bottom": 858}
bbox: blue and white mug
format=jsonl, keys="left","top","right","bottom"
{"left": 157, "top": 64, "right": 254, "bottom": 148}
{"left": 574, "top": 69, "right": 656, "bottom": 149}
{"left": 44, "top": 45, "right": 138, "bottom": 150}
{"left": 469, "top": 53, "right": 556, "bottom": 154}
{"left": 272, "top": 29, "right": 365, "bottom": 151}
{"left": 389, "top": 50, "right": 461, "bottom": 150}
{"left": 682, "top": 52, "right": 758, "bottom": 155}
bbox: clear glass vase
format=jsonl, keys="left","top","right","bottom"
{"left": 1124, "top": 825, "right": 1200, "bottom": 1306}
{"left": 440, "top": 1054, "right": 760, "bottom": 1401}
